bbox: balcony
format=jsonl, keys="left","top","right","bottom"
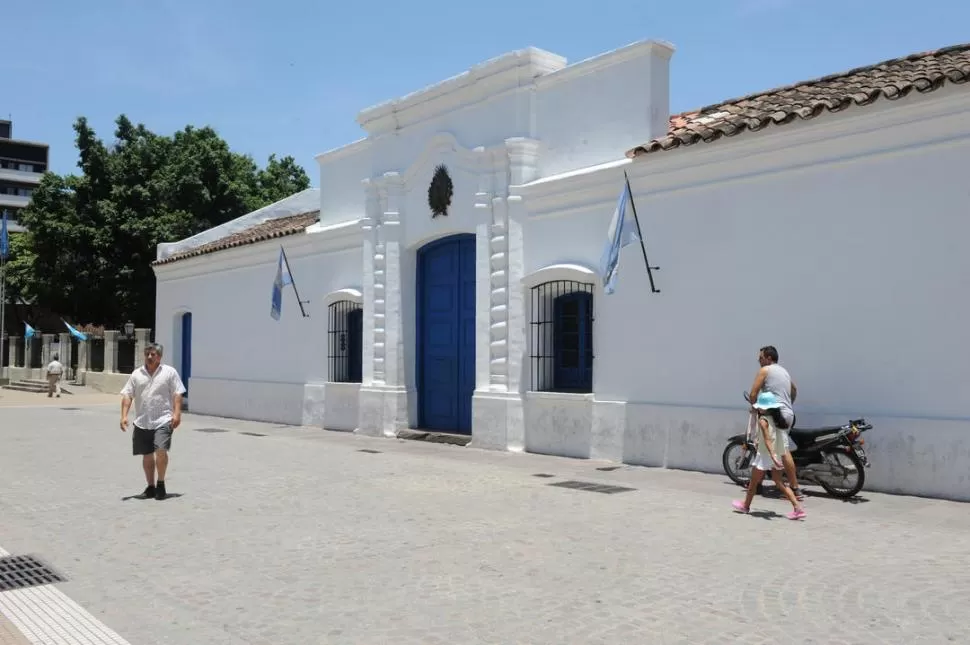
{"left": 0, "top": 167, "right": 43, "bottom": 185}
{"left": 0, "top": 194, "right": 29, "bottom": 209}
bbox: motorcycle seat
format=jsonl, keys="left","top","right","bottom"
{"left": 789, "top": 425, "right": 843, "bottom": 439}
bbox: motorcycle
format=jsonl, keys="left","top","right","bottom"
{"left": 722, "top": 392, "right": 873, "bottom": 499}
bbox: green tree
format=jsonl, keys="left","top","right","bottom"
{"left": 6, "top": 115, "right": 310, "bottom": 328}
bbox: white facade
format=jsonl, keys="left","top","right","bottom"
{"left": 154, "top": 39, "right": 970, "bottom": 502}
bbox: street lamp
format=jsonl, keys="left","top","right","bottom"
{"left": 123, "top": 321, "right": 134, "bottom": 338}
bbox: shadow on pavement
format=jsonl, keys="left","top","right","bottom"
{"left": 121, "top": 493, "right": 184, "bottom": 501}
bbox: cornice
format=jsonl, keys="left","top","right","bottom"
{"left": 356, "top": 48, "right": 566, "bottom": 136}
{"left": 535, "top": 39, "right": 675, "bottom": 90}
{"left": 314, "top": 136, "right": 371, "bottom": 165}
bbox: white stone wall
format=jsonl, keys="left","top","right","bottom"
{"left": 517, "top": 87, "right": 970, "bottom": 501}
{"left": 154, "top": 222, "right": 363, "bottom": 426}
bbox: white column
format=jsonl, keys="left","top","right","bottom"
{"left": 103, "top": 330, "right": 119, "bottom": 373}
{"left": 381, "top": 172, "right": 405, "bottom": 389}
{"left": 42, "top": 333, "right": 55, "bottom": 368}
{"left": 134, "top": 328, "right": 152, "bottom": 363}
{"left": 59, "top": 332, "right": 72, "bottom": 380}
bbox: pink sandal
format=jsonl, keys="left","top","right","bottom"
{"left": 731, "top": 500, "right": 750, "bottom": 513}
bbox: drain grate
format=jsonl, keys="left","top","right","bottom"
{"left": 194, "top": 428, "right": 229, "bottom": 433}
{"left": 0, "top": 555, "right": 66, "bottom": 592}
{"left": 60, "top": 407, "right": 81, "bottom": 411}
{"left": 547, "top": 480, "right": 636, "bottom": 494}
{"left": 596, "top": 466, "right": 622, "bottom": 472}
{"left": 532, "top": 473, "right": 556, "bottom": 478}
{"left": 239, "top": 432, "right": 266, "bottom": 437}
{"left": 358, "top": 449, "right": 382, "bottom": 454}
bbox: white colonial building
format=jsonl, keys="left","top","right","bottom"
{"left": 153, "top": 40, "right": 970, "bottom": 502}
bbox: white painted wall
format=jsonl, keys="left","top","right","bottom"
{"left": 154, "top": 227, "right": 363, "bottom": 425}
{"left": 518, "top": 88, "right": 970, "bottom": 501}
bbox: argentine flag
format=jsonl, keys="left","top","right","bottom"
{"left": 599, "top": 179, "right": 640, "bottom": 295}
{"left": 24, "top": 322, "right": 35, "bottom": 340}
{"left": 270, "top": 248, "right": 293, "bottom": 320}
{"left": 63, "top": 320, "right": 88, "bottom": 341}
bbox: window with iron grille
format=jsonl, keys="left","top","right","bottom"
{"left": 328, "top": 301, "right": 363, "bottom": 383}
{"left": 530, "top": 280, "right": 594, "bottom": 393}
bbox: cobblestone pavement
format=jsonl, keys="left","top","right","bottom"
{"left": 0, "top": 402, "right": 968, "bottom": 644}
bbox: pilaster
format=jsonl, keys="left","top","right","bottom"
{"left": 504, "top": 138, "right": 539, "bottom": 395}
{"left": 360, "top": 179, "right": 379, "bottom": 387}
{"left": 103, "top": 330, "right": 119, "bottom": 373}
{"left": 381, "top": 172, "right": 405, "bottom": 389}
{"left": 42, "top": 334, "right": 55, "bottom": 367}
{"left": 77, "top": 338, "right": 89, "bottom": 373}
{"left": 134, "top": 328, "right": 152, "bottom": 361}
{"left": 24, "top": 336, "right": 35, "bottom": 370}
{"left": 7, "top": 336, "right": 16, "bottom": 368}
{"left": 58, "top": 333, "right": 72, "bottom": 380}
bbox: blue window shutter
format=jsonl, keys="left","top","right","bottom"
{"left": 553, "top": 291, "right": 593, "bottom": 392}
{"left": 347, "top": 308, "right": 363, "bottom": 383}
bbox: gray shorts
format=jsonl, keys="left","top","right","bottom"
{"left": 133, "top": 424, "right": 173, "bottom": 455}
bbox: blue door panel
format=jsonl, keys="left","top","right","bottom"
{"left": 180, "top": 313, "right": 192, "bottom": 401}
{"left": 418, "top": 235, "right": 475, "bottom": 433}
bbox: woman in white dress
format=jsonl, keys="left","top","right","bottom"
{"left": 732, "top": 391, "right": 806, "bottom": 520}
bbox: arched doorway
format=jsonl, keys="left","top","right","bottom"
{"left": 180, "top": 312, "right": 192, "bottom": 407}
{"left": 416, "top": 234, "right": 476, "bottom": 433}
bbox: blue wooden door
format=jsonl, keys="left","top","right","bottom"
{"left": 180, "top": 312, "right": 192, "bottom": 402}
{"left": 417, "top": 235, "right": 476, "bottom": 433}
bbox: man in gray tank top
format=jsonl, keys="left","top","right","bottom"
{"left": 748, "top": 345, "right": 804, "bottom": 500}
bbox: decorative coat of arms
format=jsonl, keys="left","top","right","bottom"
{"left": 428, "top": 164, "right": 453, "bottom": 218}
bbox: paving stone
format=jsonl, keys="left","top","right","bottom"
{"left": 0, "top": 403, "right": 968, "bottom": 643}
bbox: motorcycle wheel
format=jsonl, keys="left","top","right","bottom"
{"left": 817, "top": 449, "right": 866, "bottom": 499}
{"left": 722, "top": 439, "right": 752, "bottom": 487}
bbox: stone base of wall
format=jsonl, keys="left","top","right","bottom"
{"left": 77, "top": 371, "right": 130, "bottom": 395}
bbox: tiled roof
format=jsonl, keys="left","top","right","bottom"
{"left": 153, "top": 210, "right": 319, "bottom": 265}
{"left": 627, "top": 43, "right": 970, "bottom": 159}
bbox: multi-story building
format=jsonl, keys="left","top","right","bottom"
{"left": 0, "top": 119, "right": 49, "bottom": 232}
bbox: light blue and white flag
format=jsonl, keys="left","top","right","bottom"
{"left": 63, "top": 320, "right": 88, "bottom": 341}
{"left": 24, "top": 322, "right": 35, "bottom": 339}
{"left": 598, "top": 179, "right": 641, "bottom": 295}
{"left": 270, "top": 247, "right": 294, "bottom": 320}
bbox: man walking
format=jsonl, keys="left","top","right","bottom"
{"left": 45, "top": 353, "right": 64, "bottom": 398}
{"left": 120, "top": 343, "right": 186, "bottom": 500}
{"left": 748, "top": 345, "right": 804, "bottom": 500}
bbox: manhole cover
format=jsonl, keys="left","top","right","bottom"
{"left": 194, "top": 428, "right": 229, "bottom": 433}
{"left": 0, "top": 555, "right": 66, "bottom": 592}
{"left": 358, "top": 449, "right": 382, "bottom": 454}
{"left": 240, "top": 432, "right": 266, "bottom": 437}
{"left": 532, "top": 473, "right": 555, "bottom": 478}
{"left": 547, "top": 480, "right": 635, "bottom": 494}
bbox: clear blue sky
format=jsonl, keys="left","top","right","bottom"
{"left": 4, "top": 0, "right": 968, "bottom": 183}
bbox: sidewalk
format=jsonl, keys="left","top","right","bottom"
{"left": 1, "top": 402, "right": 969, "bottom": 644}
{"left": 0, "top": 388, "right": 118, "bottom": 408}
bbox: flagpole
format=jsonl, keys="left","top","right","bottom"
{"left": 280, "top": 246, "right": 309, "bottom": 318}
{"left": 624, "top": 171, "right": 661, "bottom": 293}
{"left": 0, "top": 255, "right": 6, "bottom": 375}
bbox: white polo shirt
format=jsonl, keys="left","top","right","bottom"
{"left": 121, "top": 364, "right": 186, "bottom": 430}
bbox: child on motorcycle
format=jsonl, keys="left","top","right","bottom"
{"left": 732, "top": 391, "right": 806, "bottom": 520}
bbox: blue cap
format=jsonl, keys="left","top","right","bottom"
{"left": 753, "top": 391, "right": 781, "bottom": 410}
